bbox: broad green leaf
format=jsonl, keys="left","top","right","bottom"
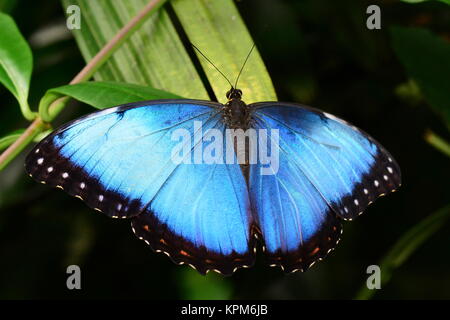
{"left": 355, "top": 204, "right": 450, "bottom": 300}
{"left": 0, "top": 129, "right": 25, "bottom": 151}
{"left": 40, "top": 81, "right": 183, "bottom": 111}
{"left": 62, "top": 0, "right": 208, "bottom": 100}
{"left": 0, "top": 12, "right": 35, "bottom": 120}
{"left": 391, "top": 27, "right": 450, "bottom": 128}
{"left": 401, "top": 0, "right": 450, "bottom": 4}
{"left": 171, "top": 0, "right": 277, "bottom": 104}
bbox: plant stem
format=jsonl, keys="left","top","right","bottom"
{"left": 0, "top": 119, "right": 47, "bottom": 171}
{"left": 0, "top": 0, "right": 166, "bottom": 171}
{"left": 70, "top": 0, "right": 167, "bottom": 84}
{"left": 425, "top": 130, "right": 450, "bottom": 158}
{"left": 354, "top": 204, "right": 450, "bottom": 300}
{"left": 19, "top": 100, "right": 37, "bottom": 121}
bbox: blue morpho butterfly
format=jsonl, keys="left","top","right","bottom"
{"left": 25, "top": 46, "right": 401, "bottom": 275}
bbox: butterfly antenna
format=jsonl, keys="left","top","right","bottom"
{"left": 191, "top": 43, "right": 234, "bottom": 89}
{"left": 234, "top": 43, "right": 256, "bottom": 89}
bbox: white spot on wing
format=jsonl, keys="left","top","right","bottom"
{"left": 374, "top": 180, "right": 379, "bottom": 187}
{"left": 62, "top": 172, "right": 69, "bottom": 179}
{"left": 387, "top": 166, "right": 393, "bottom": 174}
{"left": 364, "top": 188, "right": 369, "bottom": 195}
{"left": 80, "top": 182, "right": 85, "bottom": 189}
{"left": 37, "top": 158, "right": 44, "bottom": 165}
{"left": 99, "top": 195, "right": 104, "bottom": 202}
{"left": 354, "top": 199, "right": 359, "bottom": 206}
{"left": 47, "top": 167, "right": 53, "bottom": 173}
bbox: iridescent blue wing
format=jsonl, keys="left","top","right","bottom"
{"left": 248, "top": 140, "right": 343, "bottom": 272}
{"left": 249, "top": 102, "right": 401, "bottom": 272}
{"left": 131, "top": 122, "right": 256, "bottom": 275}
{"left": 25, "top": 100, "right": 255, "bottom": 275}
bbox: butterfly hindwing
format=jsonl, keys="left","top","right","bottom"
{"left": 132, "top": 124, "right": 256, "bottom": 274}
{"left": 251, "top": 102, "right": 401, "bottom": 221}
{"left": 249, "top": 116, "right": 342, "bottom": 272}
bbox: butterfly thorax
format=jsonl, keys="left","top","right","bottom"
{"left": 223, "top": 88, "right": 252, "bottom": 129}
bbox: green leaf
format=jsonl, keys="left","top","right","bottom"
{"left": 33, "top": 129, "right": 53, "bottom": 143}
{"left": 0, "top": 129, "right": 25, "bottom": 151}
{"left": 401, "top": 0, "right": 450, "bottom": 4}
{"left": 62, "top": 0, "right": 209, "bottom": 100}
{"left": 171, "top": 0, "right": 277, "bottom": 104}
{"left": 355, "top": 204, "right": 450, "bottom": 300}
{"left": 391, "top": 27, "right": 450, "bottom": 128}
{"left": 394, "top": 79, "right": 423, "bottom": 107}
{"left": 0, "top": 0, "right": 17, "bottom": 13}
{"left": 40, "top": 81, "right": 183, "bottom": 111}
{"left": 0, "top": 12, "right": 35, "bottom": 120}
{"left": 62, "top": 0, "right": 276, "bottom": 105}
{"left": 178, "top": 269, "right": 232, "bottom": 300}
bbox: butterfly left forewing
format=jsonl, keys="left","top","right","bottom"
{"left": 26, "top": 101, "right": 219, "bottom": 219}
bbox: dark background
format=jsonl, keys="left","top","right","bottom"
{"left": 0, "top": 0, "right": 449, "bottom": 299}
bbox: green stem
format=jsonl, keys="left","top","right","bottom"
{"left": 355, "top": 204, "right": 450, "bottom": 300}
{"left": 425, "top": 130, "right": 450, "bottom": 158}
{"left": 38, "top": 92, "right": 65, "bottom": 123}
{"left": 0, "top": 0, "right": 167, "bottom": 170}
{"left": 0, "top": 118, "right": 47, "bottom": 171}
{"left": 19, "top": 99, "right": 37, "bottom": 121}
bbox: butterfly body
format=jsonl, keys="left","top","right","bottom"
{"left": 25, "top": 88, "right": 401, "bottom": 275}
{"left": 223, "top": 88, "right": 252, "bottom": 129}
